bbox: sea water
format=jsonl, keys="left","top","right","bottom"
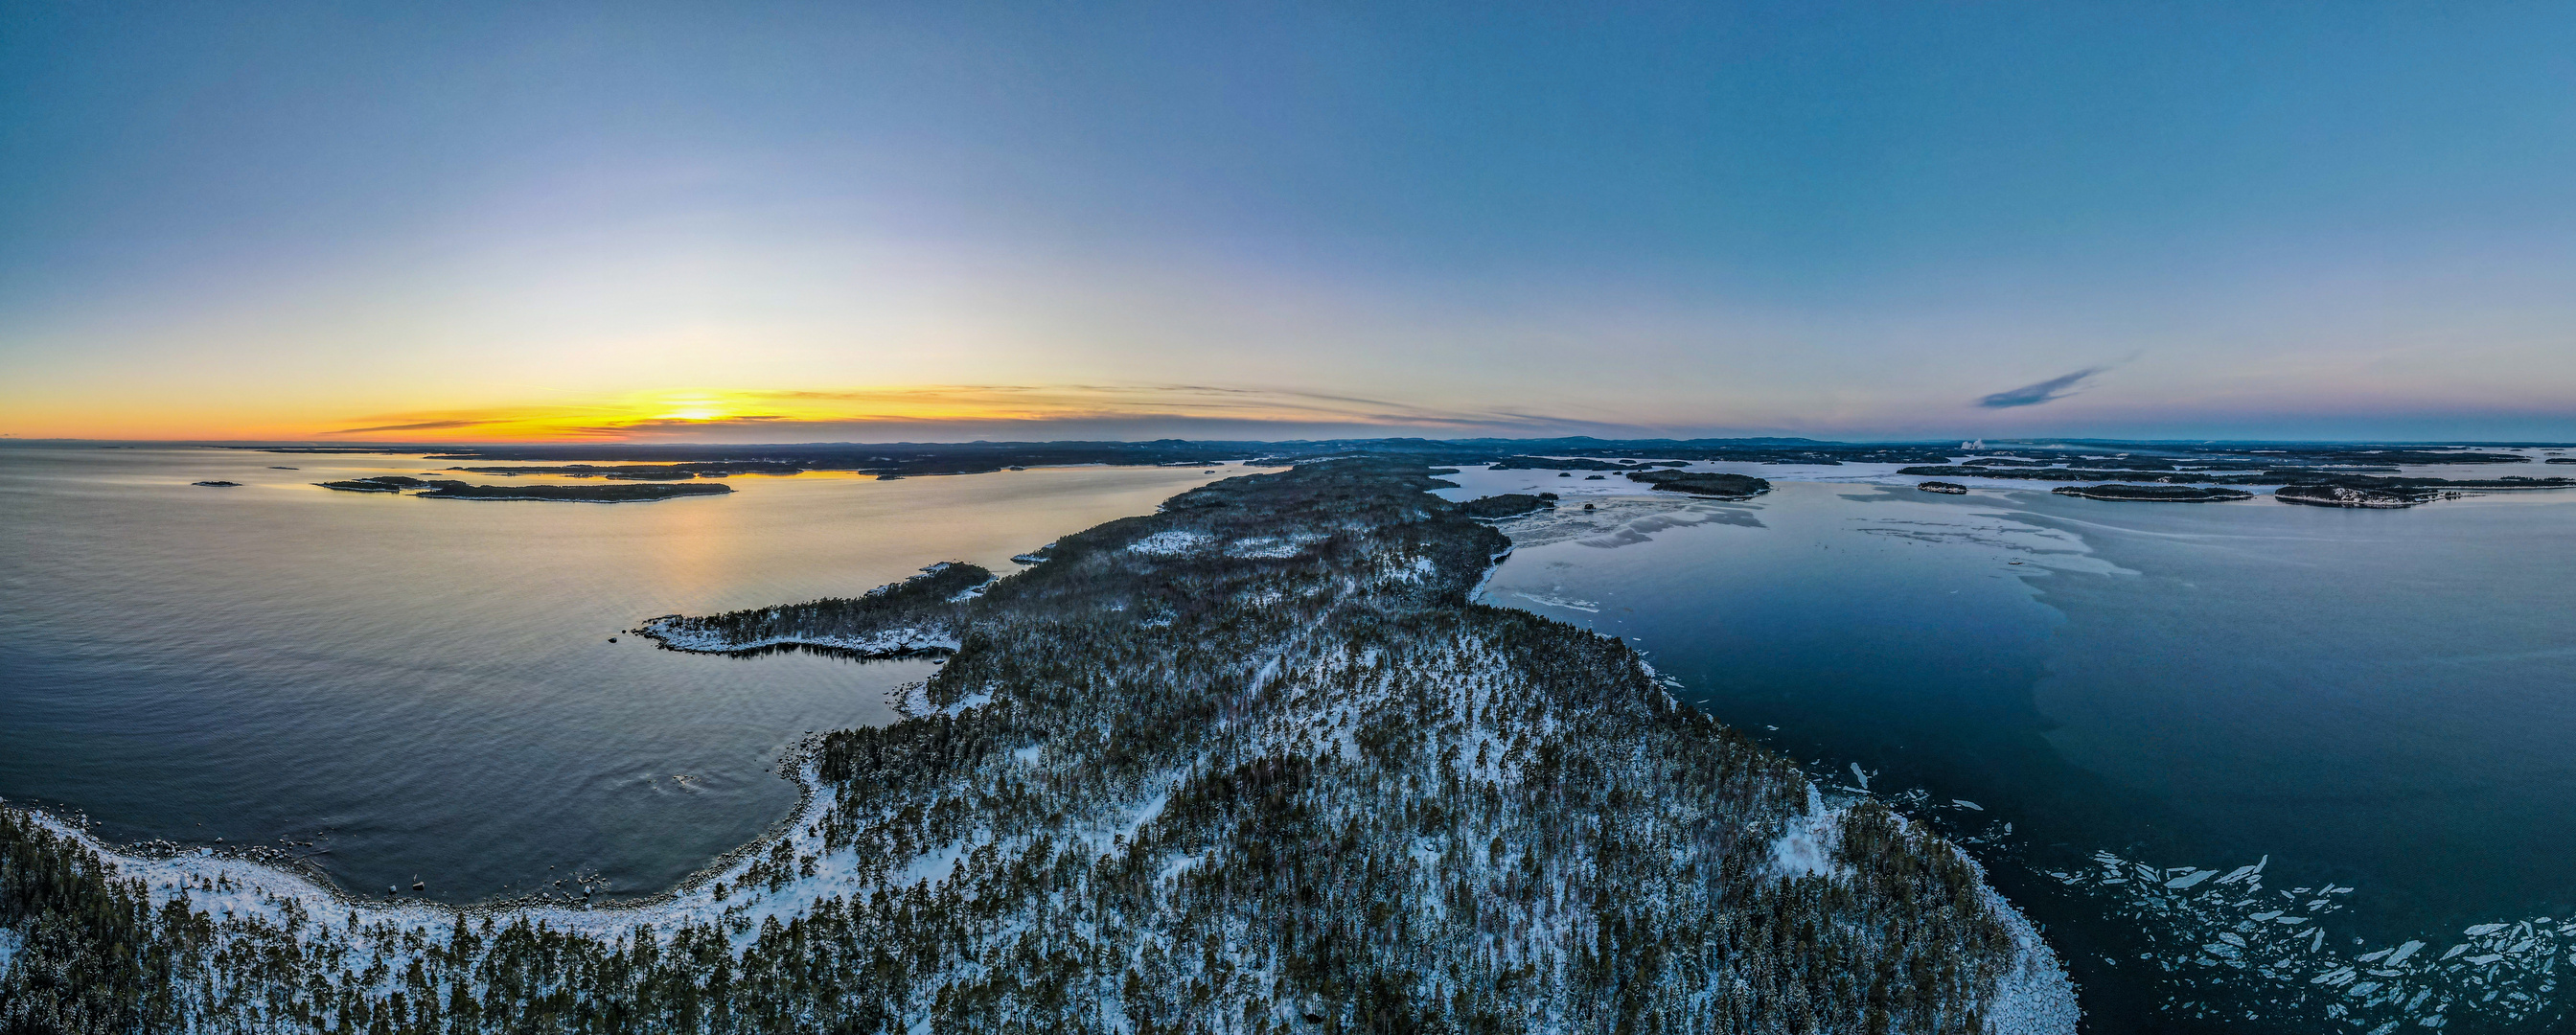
{"left": 1443, "top": 464, "right": 2576, "bottom": 1034}
{"left": 0, "top": 445, "right": 1233, "bottom": 903}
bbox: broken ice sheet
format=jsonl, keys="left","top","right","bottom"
{"left": 2061, "top": 848, "right": 2568, "bottom": 1030}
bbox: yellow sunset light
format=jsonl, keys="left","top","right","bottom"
{"left": 644, "top": 394, "right": 735, "bottom": 423}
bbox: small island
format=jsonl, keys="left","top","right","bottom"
{"left": 2275, "top": 484, "right": 2427, "bottom": 508}
{"left": 2051, "top": 484, "right": 2255, "bottom": 503}
{"left": 191, "top": 480, "right": 242, "bottom": 488}
{"left": 1916, "top": 481, "right": 1969, "bottom": 494}
{"left": 1622, "top": 469, "right": 1772, "bottom": 499}
{"left": 317, "top": 476, "right": 733, "bottom": 502}
{"left": 1458, "top": 493, "right": 1556, "bottom": 518}
{"left": 439, "top": 461, "right": 800, "bottom": 479}
{"left": 315, "top": 475, "right": 427, "bottom": 493}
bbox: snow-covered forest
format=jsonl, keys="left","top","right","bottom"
{"left": 1, "top": 460, "right": 2069, "bottom": 1033}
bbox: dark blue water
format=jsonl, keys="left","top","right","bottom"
{"left": 0, "top": 445, "right": 1229, "bottom": 903}
{"left": 1446, "top": 467, "right": 2576, "bottom": 1033}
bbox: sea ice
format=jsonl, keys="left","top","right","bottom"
{"left": 2167, "top": 869, "right": 2220, "bottom": 889}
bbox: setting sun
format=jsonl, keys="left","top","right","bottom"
{"left": 652, "top": 402, "right": 728, "bottom": 423}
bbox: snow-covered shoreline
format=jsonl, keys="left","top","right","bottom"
{"left": 632, "top": 616, "right": 962, "bottom": 656}
{"left": 6, "top": 735, "right": 848, "bottom": 946}
{"left": 1962, "top": 835, "right": 2083, "bottom": 1034}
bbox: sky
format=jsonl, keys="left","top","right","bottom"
{"left": 5, "top": 1, "right": 2575, "bottom": 444}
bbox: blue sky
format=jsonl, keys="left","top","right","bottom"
{"left": 6, "top": 1, "right": 2574, "bottom": 441}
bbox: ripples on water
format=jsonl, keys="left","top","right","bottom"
{"left": 0, "top": 446, "right": 1236, "bottom": 903}
{"left": 1442, "top": 463, "right": 2576, "bottom": 1034}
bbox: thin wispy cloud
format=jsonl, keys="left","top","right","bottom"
{"left": 1977, "top": 366, "right": 2113, "bottom": 409}
{"left": 329, "top": 418, "right": 518, "bottom": 433}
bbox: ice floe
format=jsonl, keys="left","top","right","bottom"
{"left": 2050, "top": 847, "right": 2569, "bottom": 1029}
{"left": 1508, "top": 590, "right": 1600, "bottom": 613}
{"left": 2165, "top": 868, "right": 2220, "bottom": 889}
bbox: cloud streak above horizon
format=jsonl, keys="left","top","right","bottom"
{"left": 1977, "top": 366, "right": 2113, "bottom": 409}
{"left": 329, "top": 417, "right": 519, "bottom": 434}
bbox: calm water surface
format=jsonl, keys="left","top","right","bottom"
{"left": 1444, "top": 465, "right": 2576, "bottom": 1034}
{"left": 0, "top": 445, "right": 1234, "bottom": 903}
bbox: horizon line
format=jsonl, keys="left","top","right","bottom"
{"left": 9, "top": 435, "right": 2574, "bottom": 448}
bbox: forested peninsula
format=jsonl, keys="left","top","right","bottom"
{"left": 316, "top": 475, "right": 734, "bottom": 502}
{"left": 1, "top": 461, "right": 2069, "bottom": 1034}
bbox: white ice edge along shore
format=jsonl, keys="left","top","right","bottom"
{"left": 12, "top": 741, "right": 851, "bottom": 949}
{"left": 13, "top": 682, "right": 2082, "bottom": 1035}
{"left": 1744, "top": 771, "right": 2077, "bottom": 1034}
{"left": 632, "top": 618, "right": 963, "bottom": 656}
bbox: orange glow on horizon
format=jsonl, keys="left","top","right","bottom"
{"left": 311, "top": 388, "right": 1047, "bottom": 442}
{"left": 0, "top": 383, "right": 1495, "bottom": 443}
